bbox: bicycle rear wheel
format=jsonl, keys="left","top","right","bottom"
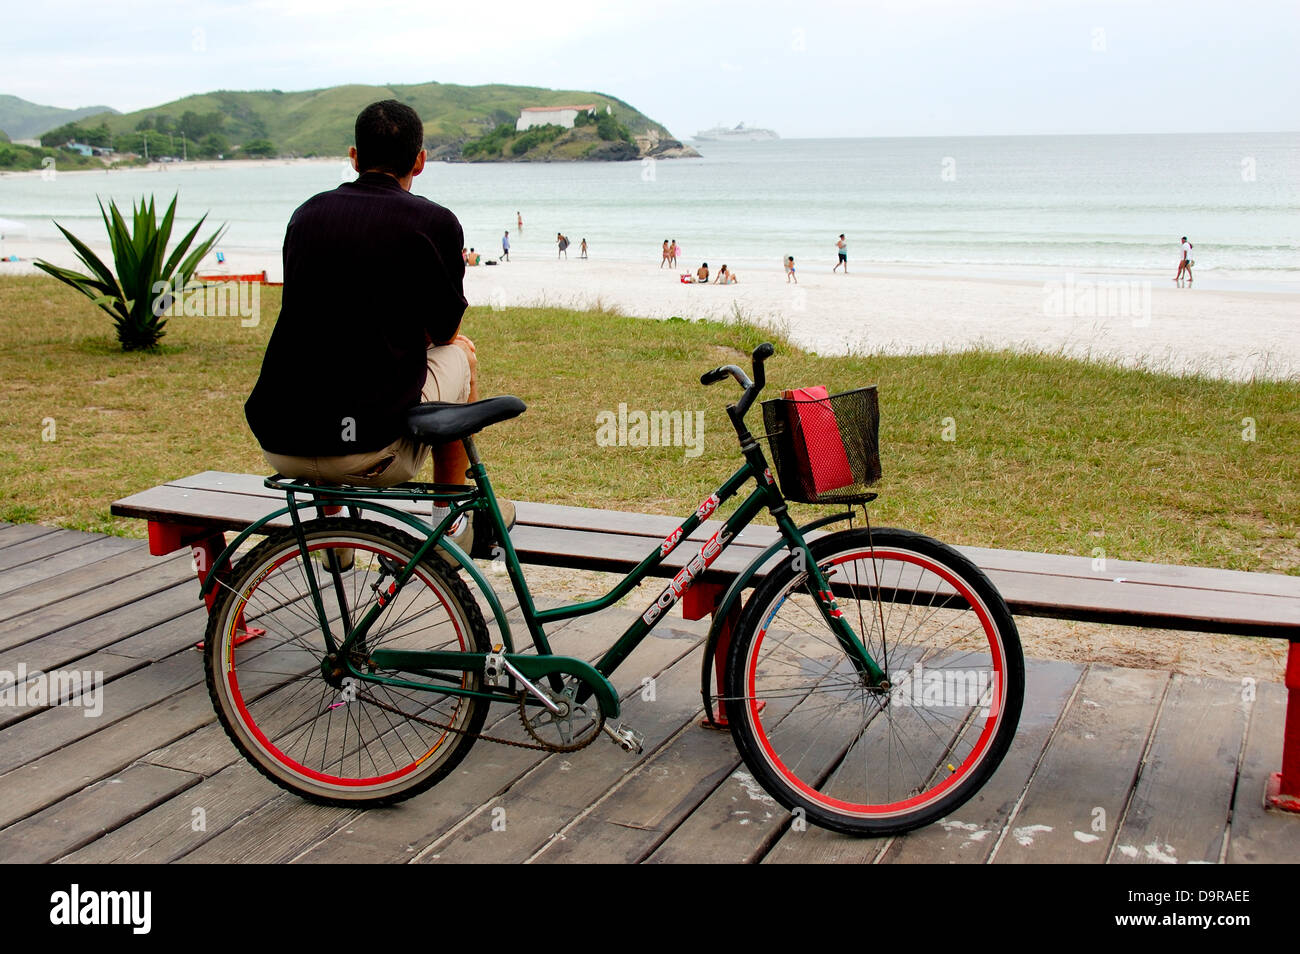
{"left": 204, "top": 517, "right": 490, "bottom": 806}
{"left": 724, "top": 527, "right": 1023, "bottom": 835}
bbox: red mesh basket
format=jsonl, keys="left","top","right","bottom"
{"left": 761, "top": 386, "right": 881, "bottom": 504}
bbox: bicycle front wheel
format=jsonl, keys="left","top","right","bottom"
{"left": 724, "top": 527, "right": 1023, "bottom": 835}
{"left": 204, "top": 517, "right": 490, "bottom": 807}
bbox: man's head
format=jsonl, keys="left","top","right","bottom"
{"left": 350, "top": 100, "right": 426, "bottom": 186}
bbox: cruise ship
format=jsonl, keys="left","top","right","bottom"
{"left": 692, "top": 122, "right": 780, "bottom": 142}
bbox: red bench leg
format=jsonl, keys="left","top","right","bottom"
{"left": 1266, "top": 639, "right": 1300, "bottom": 814}
{"left": 683, "top": 583, "right": 760, "bottom": 729}
{"left": 150, "top": 525, "right": 265, "bottom": 650}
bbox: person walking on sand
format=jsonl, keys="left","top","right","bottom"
{"left": 834, "top": 233, "right": 848, "bottom": 273}
{"left": 1175, "top": 236, "right": 1193, "bottom": 286}
{"left": 557, "top": 233, "right": 568, "bottom": 259}
{"left": 785, "top": 256, "right": 797, "bottom": 284}
{"left": 501, "top": 230, "right": 510, "bottom": 261}
{"left": 660, "top": 239, "right": 671, "bottom": 268}
{"left": 580, "top": 237, "right": 588, "bottom": 259}
{"left": 670, "top": 239, "right": 679, "bottom": 267}
{"left": 517, "top": 211, "right": 523, "bottom": 231}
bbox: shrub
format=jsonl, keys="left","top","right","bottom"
{"left": 595, "top": 113, "right": 632, "bottom": 143}
{"left": 33, "top": 194, "right": 226, "bottom": 351}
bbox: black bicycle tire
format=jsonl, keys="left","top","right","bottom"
{"left": 203, "top": 517, "right": 491, "bottom": 807}
{"left": 724, "top": 526, "right": 1024, "bottom": 836}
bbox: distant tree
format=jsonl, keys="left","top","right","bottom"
{"left": 179, "top": 110, "right": 224, "bottom": 140}
{"left": 199, "top": 133, "right": 229, "bottom": 158}
{"left": 135, "top": 116, "right": 155, "bottom": 132}
{"left": 82, "top": 123, "right": 113, "bottom": 148}
{"left": 242, "top": 138, "right": 275, "bottom": 157}
{"left": 40, "top": 122, "right": 84, "bottom": 147}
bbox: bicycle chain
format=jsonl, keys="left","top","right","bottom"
{"left": 354, "top": 690, "right": 558, "bottom": 752}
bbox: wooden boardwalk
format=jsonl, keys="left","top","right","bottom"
{"left": 0, "top": 522, "right": 1296, "bottom": 864}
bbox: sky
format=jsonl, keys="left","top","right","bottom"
{"left": 2, "top": 0, "right": 1297, "bottom": 138}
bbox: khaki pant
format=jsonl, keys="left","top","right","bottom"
{"left": 264, "top": 343, "right": 471, "bottom": 488}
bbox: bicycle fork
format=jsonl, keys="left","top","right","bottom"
{"left": 776, "top": 515, "right": 890, "bottom": 689}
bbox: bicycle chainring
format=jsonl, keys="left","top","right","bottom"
{"left": 518, "top": 679, "right": 606, "bottom": 752}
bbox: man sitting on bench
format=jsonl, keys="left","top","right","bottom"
{"left": 244, "top": 99, "right": 512, "bottom": 556}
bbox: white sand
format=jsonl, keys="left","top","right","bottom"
{"left": 464, "top": 258, "right": 1300, "bottom": 381}
{"left": 5, "top": 237, "right": 1296, "bottom": 381}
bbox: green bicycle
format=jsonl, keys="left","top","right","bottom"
{"left": 201, "top": 343, "right": 1024, "bottom": 836}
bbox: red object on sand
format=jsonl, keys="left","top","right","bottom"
{"left": 784, "top": 386, "right": 855, "bottom": 494}
{"left": 196, "top": 271, "right": 273, "bottom": 284}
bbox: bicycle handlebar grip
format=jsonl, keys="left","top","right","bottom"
{"left": 751, "top": 342, "right": 774, "bottom": 389}
{"left": 701, "top": 365, "right": 737, "bottom": 386}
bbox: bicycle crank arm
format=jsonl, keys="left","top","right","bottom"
{"left": 602, "top": 722, "right": 644, "bottom": 754}
{"left": 364, "top": 649, "right": 621, "bottom": 719}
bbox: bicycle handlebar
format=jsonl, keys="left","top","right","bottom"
{"left": 700, "top": 342, "right": 775, "bottom": 426}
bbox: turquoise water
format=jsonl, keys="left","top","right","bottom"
{"left": 2, "top": 132, "right": 1296, "bottom": 285}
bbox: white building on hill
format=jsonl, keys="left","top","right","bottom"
{"left": 515, "top": 104, "right": 601, "bottom": 131}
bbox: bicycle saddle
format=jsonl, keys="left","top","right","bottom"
{"left": 405, "top": 396, "right": 527, "bottom": 445}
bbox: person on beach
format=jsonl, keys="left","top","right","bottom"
{"left": 670, "top": 240, "right": 679, "bottom": 267}
{"left": 834, "top": 233, "right": 848, "bottom": 273}
{"left": 466, "top": 247, "right": 481, "bottom": 266}
{"left": 712, "top": 264, "right": 732, "bottom": 284}
{"left": 245, "top": 100, "right": 512, "bottom": 553}
{"left": 661, "top": 239, "right": 671, "bottom": 268}
{"left": 461, "top": 247, "right": 468, "bottom": 263}
{"left": 557, "top": 233, "right": 569, "bottom": 258}
{"left": 580, "top": 238, "right": 588, "bottom": 259}
{"left": 785, "top": 256, "right": 797, "bottom": 283}
{"left": 501, "top": 230, "right": 510, "bottom": 261}
{"left": 696, "top": 262, "right": 709, "bottom": 283}
{"left": 1175, "top": 236, "right": 1193, "bottom": 286}
{"left": 517, "top": 211, "right": 523, "bottom": 230}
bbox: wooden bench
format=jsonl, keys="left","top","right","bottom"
{"left": 111, "top": 470, "right": 1300, "bottom": 814}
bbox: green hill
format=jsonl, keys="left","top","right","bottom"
{"left": 89, "top": 82, "right": 677, "bottom": 158}
{"left": 0, "top": 95, "right": 118, "bottom": 140}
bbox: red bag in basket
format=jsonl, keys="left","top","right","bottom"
{"left": 784, "top": 386, "right": 855, "bottom": 494}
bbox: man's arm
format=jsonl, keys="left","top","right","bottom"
{"left": 425, "top": 210, "right": 468, "bottom": 346}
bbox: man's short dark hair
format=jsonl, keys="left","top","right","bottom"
{"left": 355, "top": 100, "right": 424, "bottom": 176}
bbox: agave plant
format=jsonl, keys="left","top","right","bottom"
{"left": 34, "top": 194, "right": 226, "bottom": 351}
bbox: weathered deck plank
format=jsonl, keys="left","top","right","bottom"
{"left": 1225, "top": 680, "right": 1299, "bottom": 863}
{"left": 991, "top": 666, "right": 1168, "bottom": 863}
{"left": 0, "top": 763, "right": 200, "bottom": 864}
{"left": 1109, "top": 675, "right": 1245, "bottom": 864}
{"left": 2, "top": 522, "right": 1297, "bottom": 865}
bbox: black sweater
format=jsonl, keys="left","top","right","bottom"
{"left": 245, "top": 172, "right": 467, "bottom": 456}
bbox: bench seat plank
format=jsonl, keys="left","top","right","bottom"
{"left": 111, "top": 474, "right": 1300, "bottom": 638}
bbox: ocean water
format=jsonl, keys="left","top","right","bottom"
{"left": 2, "top": 132, "right": 1296, "bottom": 287}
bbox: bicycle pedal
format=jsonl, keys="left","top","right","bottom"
{"left": 602, "top": 722, "right": 644, "bottom": 754}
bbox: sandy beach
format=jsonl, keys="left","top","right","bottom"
{"left": 4, "top": 238, "right": 1297, "bottom": 381}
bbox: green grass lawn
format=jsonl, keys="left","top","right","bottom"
{"left": 1, "top": 274, "right": 1296, "bottom": 574}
